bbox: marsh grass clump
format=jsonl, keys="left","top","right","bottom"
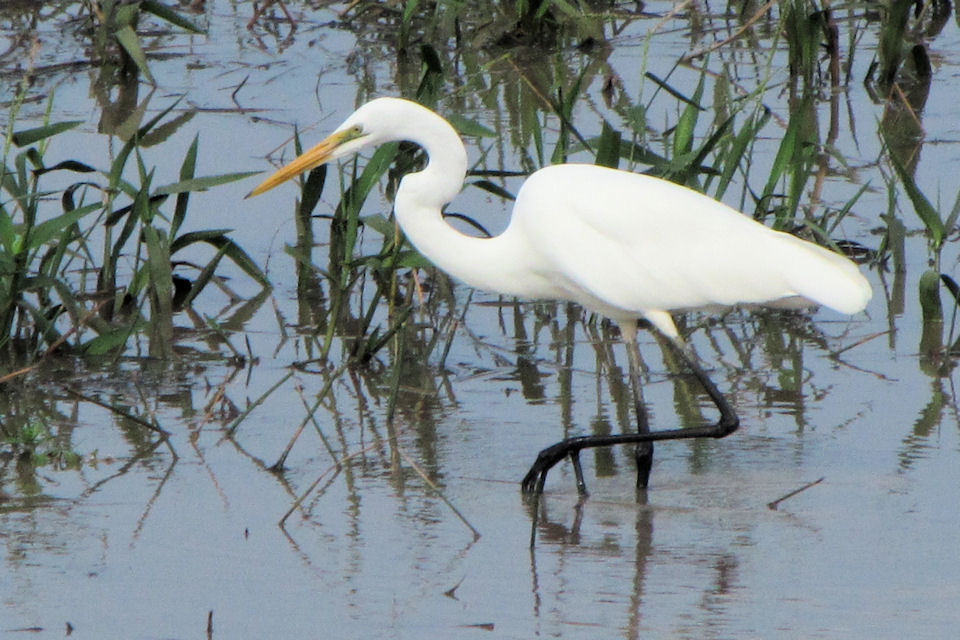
{"left": 0, "top": 96, "right": 267, "bottom": 365}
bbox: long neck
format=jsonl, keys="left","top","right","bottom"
{"left": 393, "top": 114, "right": 530, "bottom": 295}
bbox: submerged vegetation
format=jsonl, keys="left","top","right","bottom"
{"left": 0, "top": 0, "right": 957, "bottom": 497}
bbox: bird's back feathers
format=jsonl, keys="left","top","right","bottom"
{"left": 509, "top": 164, "right": 871, "bottom": 325}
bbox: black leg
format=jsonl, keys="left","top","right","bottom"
{"left": 521, "top": 339, "right": 739, "bottom": 494}
{"left": 628, "top": 341, "right": 654, "bottom": 490}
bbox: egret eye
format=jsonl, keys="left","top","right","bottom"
{"left": 340, "top": 124, "right": 365, "bottom": 143}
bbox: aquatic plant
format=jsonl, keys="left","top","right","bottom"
{"left": 0, "top": 94, "right": 266, "bottom": 363}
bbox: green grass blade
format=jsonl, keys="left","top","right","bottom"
{"left": 114, "top": 25, "right": 155, "bottom": 84}
{"left": 348, "top": 143, "right": 398, "bottom": 207}
{"left": 469, "top": 179, "right": 516, "bottom": 201}
{"left": 11, "top": 121, "right": 83, "bottom": 147}
{"left": 182, "top": 245, "right": 229, "bottom": 307}
{"left": 155, "top": 171, "right": 260, "bottom": 196}
{"left": 139, "top": 110, "right": 196, "bottom": 147}
{"left": 682, "top": 113, "right": 733, "bottom": 185}
{"left": 715, "top": 108, "right": 770, "bottom": 199}
{"left": 169, "top": 230, "right": 235, "bottom": 250}
{"left": 28, "top": 203, "right": 99, "bottom": 250}
{"left": 171, "top": 231, "right": 269, "bottom": 286}
{"left": 85, "top": 323, "right": 141, "bottom": 355}
{"left": 143, "top": 225, "right": 174, "bottom": 355}
{"left": 448, "top": 114, "right": 496, "bottom": 138}
{"left": 106, "top": 98, "right": 187, "bottom": 191}
{"left": 140, "top": 0, "right": 205, "bottom": 34}
{"left": 34, "top": 160, "right": 97, "bottom": 176}
{"left": 673, "top": 75, "right": 705, "bottom": 158}
{"left": 299, "top": 166, "right": 327, "bottom": 218}
{"left": 884, "top": 130, "right": 944, "bottom": 247}
{"left": 644, "top": 71, "right": 704, "bottom": 110}
{"left": 172, "top": 135, "right": 199, "bottom": 237}
{"left": 943, "top": 185, "right": 960, "bottom": 235}
{"left": 595, "top": 121, "right": 621, "bottom": 169}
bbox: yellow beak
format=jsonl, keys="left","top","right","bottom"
{"left": 246, "top": 128, "right": 358, "bottom": 198}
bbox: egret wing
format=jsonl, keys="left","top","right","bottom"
{"left": 512, "top": 164, "right": 868, "bottom": 319}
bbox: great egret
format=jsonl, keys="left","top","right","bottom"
{"left": 248, "top": 97, "right": 872, "bottom": 494}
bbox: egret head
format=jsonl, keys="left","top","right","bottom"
{"left": 246, "top": 99, "right": 404, "bottom": 198}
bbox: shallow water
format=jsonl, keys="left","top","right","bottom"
{"left": 3, "top": 2, "right": 960, "bottom": 638}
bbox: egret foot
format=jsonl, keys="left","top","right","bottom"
{"left": 520, "top": 332, "right": 742, "bottom": 495}
{"left": 519, "top": 414, "right": 738, "bottom": 495}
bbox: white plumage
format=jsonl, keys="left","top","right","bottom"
{"left": 249, "top": 97, "right": 872, "bottom": 493}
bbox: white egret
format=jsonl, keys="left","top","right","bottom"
{"left": 248, "top": 97, "right": 872, "bottom": 494}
